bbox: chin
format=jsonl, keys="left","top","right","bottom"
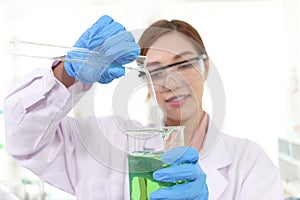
{"left": 166, "top": 111, "right": 194, "bottom": 125}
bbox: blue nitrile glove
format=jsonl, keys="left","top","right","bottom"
{"left": 150, "top": 146, "right": 208, "bottom": 200}
{"left": 64, "top": 15, "right": 140, "bottom": 84}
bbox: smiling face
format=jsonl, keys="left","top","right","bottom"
{"left": 145, "top": 32, "right": 207, "bottom": 126}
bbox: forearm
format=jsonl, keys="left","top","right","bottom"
{"left": 3, "top": 68, "right": 86, "bottom": 194}
{"left": 53, "top": 61, "right": 76, "bottom": 88}
{"left": 4, "top": 66, "right": 94, "bottom": 155}
{"left": 4, "top": 68, "right": 76, "bottom": 155}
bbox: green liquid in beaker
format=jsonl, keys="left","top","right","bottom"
{"left": 128, "top": 151, "right": 174, "bottom": 200}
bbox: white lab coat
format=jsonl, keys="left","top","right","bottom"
{"left": 4, "top": 68, "right": 284, "bottom": 199}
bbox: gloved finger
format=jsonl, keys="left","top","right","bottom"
{"left": 161, "top": 146, "right": 199, "bottom": 164}
{"left": 88, "top": 15, "right": 114, "bottom": 37}
{"left": 87, "top": 21, "right": 125, "bottom": 48}
{"left": 153, "top": 164, "right": 202, "bottom": 182}
{"left": 98, "top": 65, "right": 125, "bottom": 84}
{"left": 107, "top": 42, "right": 140, "bottom": 65}
{"left": 98, "top": 31, "right": 140, "bottom": 64}
{"left": 75, "top": 65, "right": 105, "bottom": 84}
{"left": 103, "top": 31, "right": 135, "bottom": 47}
{"left": 74, "top": 15, "right": 115, "bottom": 48}
{"left": 150, "top": 178, "right": 208, "bottom": 200}
{"left": 76, "top": 64, "right": 124, "bottom": 84}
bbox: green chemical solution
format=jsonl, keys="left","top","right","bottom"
{"left": 128, "top": 151, "right": 174, "bottom": 200}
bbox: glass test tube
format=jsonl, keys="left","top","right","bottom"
{"left": 9, "top": 40, "right": 147, "bottom": 68}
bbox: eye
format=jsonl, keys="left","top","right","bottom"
{"left": 150, "top": 71, "right": 164, "bottom": 80}
{"left": 177, "top": 63, "right": 194, "bottom": 70}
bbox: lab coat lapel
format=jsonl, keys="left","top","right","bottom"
{"left": 199, "top": 121, "right": 232, "bottom": 200}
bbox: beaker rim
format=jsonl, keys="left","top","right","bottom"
{"left": 125, "top": 126, "right": 185, "bottom": 134}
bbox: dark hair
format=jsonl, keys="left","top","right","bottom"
{"left": 138, "top": 19, "right": 207, "bottom": 56}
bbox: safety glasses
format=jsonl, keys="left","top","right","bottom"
{"left": 140, "top": 54, "right": 207, "bottom": 92}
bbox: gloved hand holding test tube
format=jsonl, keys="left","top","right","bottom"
{"left": 9, "top": 15, "right": 142, "bottom": 84}
{"left": 9, "top": 40, "right": 146, "bottom": 69}
{"left": 9, "top": 41, "right": 146, "bottom": 84}
{"left": 9, "top": 40, "right": 163, "bottom": 124}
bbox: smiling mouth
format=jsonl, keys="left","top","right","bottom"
{"left": 166, "top": 95, "right": 189, "bottom": 103}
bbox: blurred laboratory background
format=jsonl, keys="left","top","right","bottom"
{"left": 0, "top": 0, "right": 300, "bottom": 199}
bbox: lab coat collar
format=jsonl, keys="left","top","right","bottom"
{"left": 200, "top": 119, "right": 232, "bottom": 199}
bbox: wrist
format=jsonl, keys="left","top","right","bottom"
{"left": 52, "top": 60, "right": 76, "bottom": 88}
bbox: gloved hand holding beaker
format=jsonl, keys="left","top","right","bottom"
{"left": 64, "top": 15, "right": 140, "bottom": 84}
{"left": 150, "top": 146, "right": 209, "bottom": 200}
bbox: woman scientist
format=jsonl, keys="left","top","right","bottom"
{"left": 4, "top": 15, "right": 284, "bottom": 199}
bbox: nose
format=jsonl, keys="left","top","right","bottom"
{"left": 163, "top": 73, "right": 186, "bottom": 91}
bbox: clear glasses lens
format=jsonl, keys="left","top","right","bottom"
{"left": 149, "top": 55, "right": 207, "bottom": 92}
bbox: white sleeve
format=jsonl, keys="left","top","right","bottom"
{"left": 4, "top": 68, "right": 91, "bottom": 194}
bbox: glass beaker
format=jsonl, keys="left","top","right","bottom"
{"left": 126, "top": 126, "right": 185, "bottom": 200}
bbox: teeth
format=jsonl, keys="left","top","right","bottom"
{"left": 168, "top": 96, "right": 187, "bottom": 102}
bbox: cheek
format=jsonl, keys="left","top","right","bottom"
{"left": 155, "top": 93, "right": 165, "bottom": 105}
{"left": 190, "top": 80, "right": 204, "bottom": 102}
